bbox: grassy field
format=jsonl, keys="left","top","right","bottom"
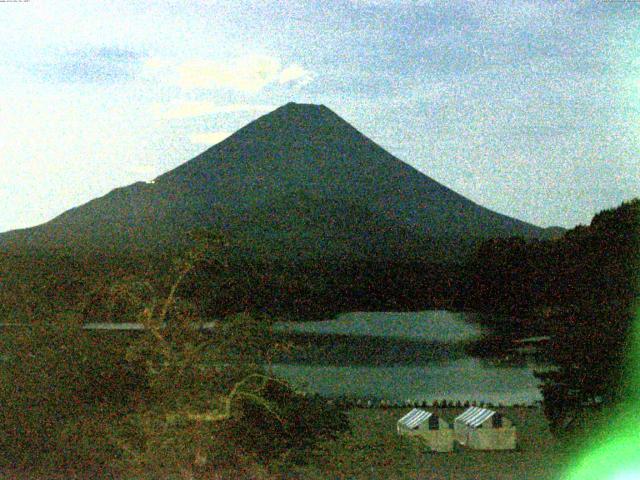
{"left": 293, "top": 407, "right": 572, "bottom": 480}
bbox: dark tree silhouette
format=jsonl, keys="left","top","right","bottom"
{"left": 534, "top": 199, "right": 639, "bottom": 434}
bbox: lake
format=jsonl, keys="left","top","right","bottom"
{"left": 271, "top": 310, "right": 544, "bottom": 405}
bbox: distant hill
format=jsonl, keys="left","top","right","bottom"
{"left": 0, "top": 103, "right": 554, "bottom": 260}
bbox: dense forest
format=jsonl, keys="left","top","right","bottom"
{"left": 2, "top": 200, "right": 636, "bottom": 328}
{"left": 0, "top": 243, "right": 466, "bottom": 323}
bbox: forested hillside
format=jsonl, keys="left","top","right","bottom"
{"left": 462, "top": 199, "right": 639, "bottom": 430}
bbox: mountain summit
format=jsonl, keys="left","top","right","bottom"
{"left": 0, "top": 103, "right": 551, "bottom": 259}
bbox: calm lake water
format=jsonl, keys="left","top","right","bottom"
{"left": 271, "top": 311, "right": 543, "bottom": 405}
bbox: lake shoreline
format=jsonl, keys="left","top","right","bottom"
{"left": 272, "top": 310, "right": 545, "bottom": 405}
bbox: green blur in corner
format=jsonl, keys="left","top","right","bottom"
{"left": 563, "top": 290, "right": 640, "bottom": 479}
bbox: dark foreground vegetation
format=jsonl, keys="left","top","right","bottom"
{"left": 0, "top": 244, "right": 349, "bottom": 478}
{"left": 0, "top": 198, "right": 637, "bottom": 478}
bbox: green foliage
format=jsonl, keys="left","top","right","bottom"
{"left": 464, "top": 236, "right": 543, "bottom": 315}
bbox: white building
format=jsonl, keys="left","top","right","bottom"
{"left": 454, "top": 406, "right": 517, "bottom": 450}
{"left": 397, "top": 408, "right": 454, "bottom": 452}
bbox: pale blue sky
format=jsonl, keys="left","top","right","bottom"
{"left": 1, "top": 0, "right": 638, "bottom": 232}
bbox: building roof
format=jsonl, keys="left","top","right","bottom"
{"left": 454, "top": 407, "right": 496, "bottom": 428}
{"left": 397, "top": 408, "right": 434, "bottom": 429}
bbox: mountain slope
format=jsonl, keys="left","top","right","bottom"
{"left": 0, "top": 103, "right": 551, "bottom": 259}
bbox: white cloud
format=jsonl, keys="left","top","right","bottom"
{"left": 156, "top": 101, "right": 273, "bottom": 120}
{"left": 189, "top": 131, "right": 232, "bottom": 145}
{"left": 278, "top": 64, "right": 313, "bottom": 85}
{"left": 177, "top": 55, "right": 281, "bottom": 92}
{"left": 157, "top": 55, "right": 313, "bottom": 92}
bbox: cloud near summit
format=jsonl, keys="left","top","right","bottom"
{"left": 147, "top": 54, "right": 313, "bottom": 92}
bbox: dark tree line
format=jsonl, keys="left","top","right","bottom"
{"left": 535, "top": 200, "right": 639, "bottom": 433}
{"left": 460, "top": 199, "right": 639, "bottom": 433}
{"left": 1, "top": 241, "right": 464, "bottom": 324}
{"left": 179, "top": 256, "right": 465, "bottom": 321}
